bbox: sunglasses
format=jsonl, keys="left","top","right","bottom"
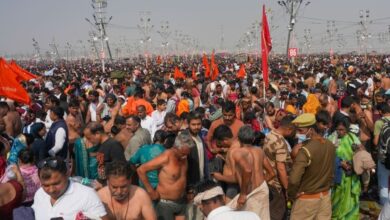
{"left": 37, "top": 158, "right": 59, "bottom": 169}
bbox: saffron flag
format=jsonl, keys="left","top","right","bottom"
{"left": 173, "top": 67, "right": 186, "bottom": 80}
{"left": 210, "top": 51, "right": 219, "bottom": 81}
{"left": 202, "top": 53, "right": 210, "bottom": 78}
{"left": 8, "top": 60, "right": 37, "bottom": 82}
{"left": 0, "top": 59, "right": 31, "bottom": 105}
{"left": 261, "top": 5, "right": 272, "bottom": 88}
{"left": 192, "top": 67, "right": 197, "bottom": 80}
{"left": 156, "top": 55, "right": 162, "bottom": 65}
{"left": 236, "top": 64, "right": 246, "bottom": 79}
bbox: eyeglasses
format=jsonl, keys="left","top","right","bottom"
{"left": 37, "top": 158, "right": 59, "bottom": 169}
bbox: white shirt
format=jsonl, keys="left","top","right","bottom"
{"left": 141, "top": 115, "right": 156, "bottom": 139}
{"left": 48, "top": 127, "right": 66, "bottom": 156}
{"left": 151, "top": 110, "right": 166, "bottom": 130}
{"left": 207, "top": 206, "right": 260, "bottom": 220}
{"left": 379, "top": 199, "right": 390, "bottom": 220}
{"left": 32, "top": 181, "right": 107, "bottom": 220}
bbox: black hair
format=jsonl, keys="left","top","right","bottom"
{"left": 46, "top": 95, "right": 60, "bottom": 106}
{"left": 157, "top": 99, "right": 166, "bottom": 106}
{"left": 279, "top": 115, "right": 295, "bottom": 127}
{"left": 316, "top": 110, "right": 331, "bottom": 125}
{"left": 253, "top": 131, "right": 265, "bottom": 146}
{"left": 238, "top": 125, "right": 255, "bottom": 145}
{"left": 0, "top": 102, "right": 10, "bottom": 110}
{"left": 166, "top": 86, "right": 175, "bottom": 95}
{"left": 51, "top": 106, "right": 64, "bottom": 119}
{"left": 164, "top": 112, "right": 180, "bottom": 126}
{"left": 187, "top": 111, "right": 202, "bottom": 124}
{"left": 127, "top": 115, "right": 141, "bottom": 124}
{"left": 18, "top": 148, "right": 35, "bottom": 164}
{"left": 38, "top": 157, "right": 68, "bottom": 180}
{"left": 212, "top": 124, "right": 233, "bottom": 141}
{"left": 341, "top": 96, "right": 354, "bottom": 108}
{"left": 379, "top": 103, "right": 390, "bottom": 114}
{"left": 202, "top": 119, "right": 212, "bottom": 130}
{"left": 86, "top": 122, "right": 105, "bottom": 134}
{"left": 222, "top": 100, "right": 235, "bottom": 113}
{"left": 163, "top": 132, "right": 177, "bottom": 149}
{"left": 105, "top": 160, "right": 133, "bottom": 180}
{"left": 114, "top": 116, "right": 126, "bottom": 125}
{"left": 68, "top": 99, "right": 80, "bottom": 108}
{"left": 153, "top": 130, "right": 167, "bottom": 143}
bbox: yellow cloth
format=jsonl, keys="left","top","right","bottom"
{"left": 303, "top": 94, "right": 321, "bottom": 114}
{"left": 285, "top": 104, "right": 297, "bottom": 115}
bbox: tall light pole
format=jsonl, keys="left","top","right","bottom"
{"left": 157, "top": 21, "right": 171, "bottom": 56}
{"left": 326, "top": 21, "right": 337, "bottom": 54}
{"left": 359, "top": 9, "right": 371, "bottom": 60}
{"left": 303, "top": 28, "right": 312, "bottom": 54}
{"left": 32, "top": 38, "right": 42, "bottom": 61}
{"left": 137, "top": 11, "right": 153, "bottom": 55}
{"left": 278, "top": 0, "right": 310, "bottom": 58}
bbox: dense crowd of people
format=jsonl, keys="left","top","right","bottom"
{"left": 1, "top": 53, "right": 390, "bottom": 219}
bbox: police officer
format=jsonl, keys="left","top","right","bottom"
{"left": 287, "top": 113, "right": 336, "bottom": 220}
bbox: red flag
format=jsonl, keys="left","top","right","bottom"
{"left": 192, "top": 67, "right": 197, "bottom": 80}
{"left": 236, "top": 64, "right": 246, "bottom": 79}
{"left": 202, "top": 53, "right": 210, "bottom": 78}
{"left": 174, "top": 67, "right": 186, "bottom": 80}
{"left": 8, "top": 60, "right": 37, "bottom": 82}
{"left": 210, "top": 51, "right": 219, "bottom": 81}
{"left": 261, "top": 5, "right": 272, "bottom": 88}
{"left": 0, "top": 59, "right": 31, "bottom": 105}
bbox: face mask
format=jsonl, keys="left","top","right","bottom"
{"left": 296, "top": 134, "right": 307, "bottom": 143}
{"left": 297, "top": 128, "right": 311, "bottom": 143}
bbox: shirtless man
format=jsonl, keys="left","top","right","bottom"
{"left": 137, "top": 132, "right": 195, "bottom": 220}
{"left": 318, "top": 93, "right": 337, "bottom": 117}
{"left": 112, "top": 116, "right": 133, "bottom": 149}
{"left": 98, "top": 160, "right": 156, "bottom": 220}
{"left": 66, "top": 99, "right": 83, "bottom": 144}
{"left": 1, "top": 101, "right": 22, "bottom": 138}
{"left": 212, "top": 126, "right": 270, "bottom": 220}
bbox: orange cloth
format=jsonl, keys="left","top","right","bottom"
{"left": 285, "top": 104, "right": 297, "bottom": 115}
{"left": 122, "top": 97, "right": 153, "bottom": 116}
{"left": 0, "top": 58, "right": 31, "bottom": 105}
{"left": 302, "top": 94, "right": 321, "bottom": 114}
{"left": 202, "top": 53, "right": 210, "bottom": 78}
{"left": 236, "top": 64, "right": 246, "bottom": 79}
{"left": 174, "top": 67, "right": 186, "bottom": 80}
{"left": 176, "top": 99, "right": 189, "bottom": 117}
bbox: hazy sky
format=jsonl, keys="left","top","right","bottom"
{"left": 1, "top": 0, "right": 390, "bottom": 57}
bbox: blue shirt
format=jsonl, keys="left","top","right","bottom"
{"left": 129, "top": 144, "right": 165, "bottom": 189}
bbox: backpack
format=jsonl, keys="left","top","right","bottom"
{"left": 378, "top": 118, "right": 390, "bottom": 169}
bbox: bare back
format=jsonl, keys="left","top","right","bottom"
{"left": 157, "top": 150, "right": 187, "bottom": 200}
{"left": 4, "top": 111, "right": 22, "bottom": 137}
{"left": 115, "top": 129, "right": 133, "bottom": 150}
{"left": 230, "top": 146, "right": 265, "bottom": 192}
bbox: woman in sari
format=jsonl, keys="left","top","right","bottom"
{"left": 74, "top": 135, "right": 98, "bottom": 179}
{"left": 328, "top": 120, "right": 361, "bottom": 219}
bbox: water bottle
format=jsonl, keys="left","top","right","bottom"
{"left": 69, "top": 176, "right": 96, "bottom": 188}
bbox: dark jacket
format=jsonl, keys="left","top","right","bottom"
{"left": 187, "top": 133, "right": 209, "bottom": 189}
{"left": 45, "top": 119, "right": 68, "bottom": 159}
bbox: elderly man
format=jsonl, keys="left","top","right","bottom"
{"left": 98, "top": 160, "right": 156, "bottom": 220}
{"left": 288, "top": 113, "right": 336, "bottom": 220}
{"left": 137, "top": 132, "right": 195, "bottom": 220}
{"left": 33, "top": 157, "right": 109, "bottom": 220}
{"left": 125, "top": 115, "right": 151, "bottom": 160}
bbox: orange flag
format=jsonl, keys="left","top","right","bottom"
{"left": 174, "top": 67, "right": 186, "bottom": 80}
{"left": 8, "top": 60, "right": 37, "bottom": 82}
{"left": 0, "top": 58, "right": 31, "bottom": 105}
{"left": 202, "top": 53, "right": 210, "bottom": 78}
{"left": 210, "top": 51, "right": 219, "bottom": 81}
{"left": 156, "top": 55, "right": 162, "bottom": 65}
{"left": 192, "top": 67, "right": 197, "bottom": 80}
{"left": 236, "top": 64, "right": 246, "bottom": 79}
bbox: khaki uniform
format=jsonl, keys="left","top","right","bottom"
{"left": 288, "top": 138, "right": 336, "bottom": 220}
{"left": 263, "top": 130, "right": 292, "bottom": 220}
